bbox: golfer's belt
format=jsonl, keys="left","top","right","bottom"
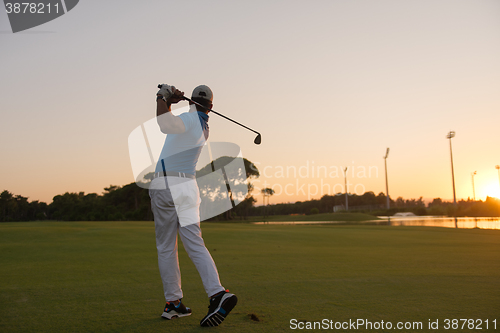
{"left": 153, "top": 171, "right": 196, "bottom": 179}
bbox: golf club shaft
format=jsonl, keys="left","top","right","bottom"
{"left": 182, "top": 96, "right": 260, "bottom": 136}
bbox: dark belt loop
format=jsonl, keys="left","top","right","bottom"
{"left": 161, "top": 159, "right": 166, "bottom": 177}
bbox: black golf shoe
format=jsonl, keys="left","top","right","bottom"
{"left": 200, "top": 290, "right": 237, "bottom": 327}
{"left": 161, "top": 299, "right": 192, "bottom": 320}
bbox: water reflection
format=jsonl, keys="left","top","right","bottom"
{"left": 380, "top": 216, "right": 500, "bottom": 230}
{"left": 253, "top": 217, "right": 500, "bottom": 230}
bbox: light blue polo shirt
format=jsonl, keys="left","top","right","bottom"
{"left": 155, "top": 108, "right": 209, "bottom": 175}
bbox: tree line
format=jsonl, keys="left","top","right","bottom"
{"left": 0, "top": 157, "right": 259, "bottom": 222}
{"left": 2, "top": 187, "right": 499, "bottom": 222}
{"left": 250, "top": 192, "right": 500, "bottom": 218}
{"left": 1, "top": 156, "right": 499, "bottom": 222}
{"left": 0, "top": 183, "right": 151, "bottom": 222}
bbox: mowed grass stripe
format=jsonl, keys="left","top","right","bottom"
{"left": 0, "top": 222, "right": 499, "bottom": 333}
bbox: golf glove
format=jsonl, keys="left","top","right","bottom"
{"left": 157, "top": 84, "right": 175, "bottom": 99}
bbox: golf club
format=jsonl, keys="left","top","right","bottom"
{"left": 158, "top": 84, "right": 262, "bottom": 145}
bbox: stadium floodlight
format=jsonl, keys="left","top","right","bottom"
{"left": 496, "top": 165, "right": 500, "bottom": 190}
{"left": 471, "top": 171, "right": 477, "bottom": 201}
{"left": 343, "top": 167, "right": 348, "bottom": 211}
{"left": 446, "top": 131, "right": 457, "bottom": 206}
{"left": 383, "top": 148, "right": 390, "bottom": 210}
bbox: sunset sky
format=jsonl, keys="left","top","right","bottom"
{"left": 1, "top": 0, "right": 499, "bottom": 206}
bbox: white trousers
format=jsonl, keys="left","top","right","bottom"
{"left": 149, "top": 176, "right": 224, "bottom": 301}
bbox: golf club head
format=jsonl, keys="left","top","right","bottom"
{"left": 254, "top": 134, "right": 261, "bottom": 145}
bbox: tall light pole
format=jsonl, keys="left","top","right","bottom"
{"left": 383, "top": 148, "right": 390, "bottom": 210}
{"left": 471, "top": 171, "right": 477, "bottom": 201}
{"left": 447, "top": 131, "right": 458, "bottom": 228}
{"left": 343, "top": 167, "right": 348, "bottom": 211}
{"left": 496, "top": 165, "right": 500, "bottom": 190}
{"left": 446, "top": 131, "right": 457, "bottom": 207}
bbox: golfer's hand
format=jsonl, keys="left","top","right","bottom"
{"left": 168, "top": 88, "right": 185, "bottom": 104}
{"left": 157, "top": 84, "right": 174, "bottom": 99}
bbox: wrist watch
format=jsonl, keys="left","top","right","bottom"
{"left": 156, "top": 95, "right": 165, "bottom": 102}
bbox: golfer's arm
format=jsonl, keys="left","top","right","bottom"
{"left": 156, "top": 98, "right": 186, "bottom": 134}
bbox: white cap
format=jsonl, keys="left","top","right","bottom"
{"left": 191, "top": 85, "right": 213, "bottom": 102}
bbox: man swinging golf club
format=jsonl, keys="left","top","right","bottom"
{"left": 149, "top": 84, "right": 237, "bottom": 327}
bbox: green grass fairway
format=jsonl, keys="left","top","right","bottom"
{"left": 1, "top": 222, "right": 499, "bottom": 332}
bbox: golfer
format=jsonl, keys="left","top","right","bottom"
{"left": 149, "top": 85, "right": 237, "bottom": 327}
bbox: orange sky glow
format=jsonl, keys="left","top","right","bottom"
{"left": 1, "top": 1, "right": 499, "bottom": 206}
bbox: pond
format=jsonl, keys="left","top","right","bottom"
{"left": 383, "top": 216, "right": 500, "bottom": 230}
{"left": 253, "top": 217, "right": 500, "bottom": 230}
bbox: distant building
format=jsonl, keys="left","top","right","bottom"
{"left": 393, "top": 212, "right": 417, "bottom": 217}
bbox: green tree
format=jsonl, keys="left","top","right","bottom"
{"left": 197, "top": 157, "right": 260, "bottom": 220}
{"left": 261, "top": 188, "right": 275, "bottom": 218}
